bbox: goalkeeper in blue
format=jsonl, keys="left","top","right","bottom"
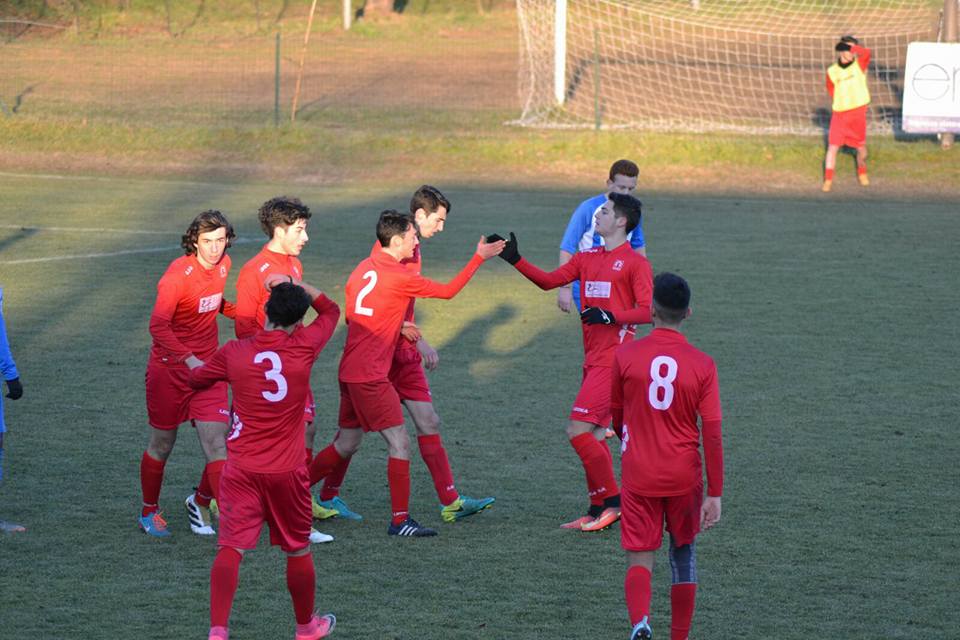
{"left": 0, "top": 285, "right": 24, "bottom": 533}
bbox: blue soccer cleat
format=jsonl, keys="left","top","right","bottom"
{"left": 440, "top": 495, "right": 495, "bottom": 523}
{"left": 315, "top": 496, "right": 363, "bottom": 521}
{"left": 139, "top": 511, "right": 171, "bottom": 538}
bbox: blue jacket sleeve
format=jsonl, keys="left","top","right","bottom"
{"left": 0, "top": 288, "right": 20, "bottom": 381}
{"left": 560, "top": 196, "right": 601, "bottom": 254}
{"left": 629, "top": 223, "right": 646, "bottom": 249}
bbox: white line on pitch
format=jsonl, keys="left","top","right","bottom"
{"left": 0, "top": 224, "right": 172, "bottom": 235}
{"left": 0, "top": 237, "right": 255, "bottom": 265}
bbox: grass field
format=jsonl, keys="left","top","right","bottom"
{"left": 0, "top": 172, "right": 957, "bottom": 639}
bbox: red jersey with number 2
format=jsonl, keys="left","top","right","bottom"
{"left": 189, "top": 295, "right": 340, "bottom": 473}
{"left": 339, "top": 248, "right": 483, "bottom": 383}
{"left": 613, "top": 328, "right": 722, "bottom": 496}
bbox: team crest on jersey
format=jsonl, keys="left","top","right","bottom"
{"left": 584, "top": 281, "right": 612, "bottom": 298}
{"left": 612, "top": 259, "right": 624, "bottom": 271}
{"left": 259, "top": 262, "right": 271, "bottom": 273}
{"left": 198, "top": 293, "right": 223, "bottom": 313}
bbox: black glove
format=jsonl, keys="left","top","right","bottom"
{"left": 499, "top": 232, "right": 521, "bottom": 265}
{"left": 580, "top": 307, "right": 617, "bottom": 325}
{"left": 5, "top": 377, "right": 22, "bottom": 400}
{"left": 485, "top": 233, "right": 505, "bottom": 243}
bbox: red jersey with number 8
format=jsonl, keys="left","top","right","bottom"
{"left": 613, "top": 328, "right": 722, "bottom": 496}
{"left": 189, "top": 295, "right": 340, "bottom": 473}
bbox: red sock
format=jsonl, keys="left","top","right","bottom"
{"left": 286, "top": 553, "right": 316, "bottom": 625}
{"left": 195, "top": 465, "right": 213, "bottom": 508}
{"left": 204, "top": 459, "right": 225, "bottom": 501}
{"left": 570, "top": 432, "right": 619, "bottom": 502}
{"left": 824, "top": 167, "right": 835, "bottom": 181}
{"left": 309, "top": 444, "right": 346, "bottom": 487}
{"left": 417, "top": 434, "right": 459, "bottom": 506}
{"left": 210, "top": 547, "right": 242, "bottom": 628}
{"left": 140, "top": 451, "right": 166, "bottom": 517}
{"left": 599, "top": 438, "right": 616, "bottom": 499}
{"left": 670, "top": 583, "right": 697, "bottom": 640}
{"left": 857, "top": 165, "right": 868, "bottom": 176}
{"left": 625, "top": 565, "right": 652, "bottom": 626}
{"left": 304, "top": 447, "right": 313, "bottom": 466}
{"left": 387, "top": 457, "right": 411, "bottom": 525}
{"left": 319, "top": 455, "right": 352, "bottom": 502}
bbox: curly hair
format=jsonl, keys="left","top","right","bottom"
{"left": 258, "top": 196, "right": 312, "bottom": 239}
{"left": 181, "top": 210, "right": 236, "bottom": 256}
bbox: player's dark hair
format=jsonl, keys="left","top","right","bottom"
{"left": 181, "top": 210, "right": 236, "bottom": 256}
{"left": 258, "top": 196, "right": 312, "bottom": 239}
{"left": 653, "top": 272, "right": 691, "bottom": 325}
{"left": 376, "top": 209, "right": 415, "bottom": 247}
{"left": 410, "top": 185, "right": 451, "bottom": 216}
{"left": 609, "top": 193, "right": 642, "bottom": 233}
{"left": 608, "top": 159, "right": 639, "bottom": 181}
{"left": 265, "top": 283, "right": 312, "bottom": 328}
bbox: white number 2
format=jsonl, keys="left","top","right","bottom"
{"left": 254, "top": 351, "right": 288, "bottom": 402}
{"left": 355, "top": 270, "right": 377, "bottom": 317}
{"left": 648, "top": 355, "right": 678, "bottom": 410}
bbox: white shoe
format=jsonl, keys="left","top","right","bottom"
{"left": 309, "top": 527, "right": 334, "bottom": 544}
{"left": 185, "top": 494, "right": 216, "bottom": 536}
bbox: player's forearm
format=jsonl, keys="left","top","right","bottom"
{"left": 610, "top": 405, "right": 624, "bottom": 439}
{"left": 0, "top": 321, "right": 17, "bottom": 380}
{"left": 851, "top": 44, "right": 871, "bottom": 69}
{"left": 148, "top": 313, "right": 193, "bottom": 361}
{"left": 702, "top": 419, "right": 724, "bottom": 497}
{"left": 423, "top": 254, "right": 484, "bottom": 299}
{"left": 515, "top": 258, "right": 574, "bottom": 290}
{"left": 187, "top": 367, "right": 218, "bottom": 390}
{"left": 219, "top": 298, "right": 237, "bottom": 319}
{"left": 611, "top": 307, "right": 652, "bottom": 325}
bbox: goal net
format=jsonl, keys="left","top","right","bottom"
{"left": 515, "top": 0, "right": 944, "bottom": 134}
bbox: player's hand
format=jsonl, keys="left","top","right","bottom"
{"left": 417, "top": 339, "right": 439, "bottom": 370}
{"left": 476, "top": 235, "right": 506, "bottom": 260}
{"left": 485, "top": 233, "right": 505, "bottom": 243}
{"left": 580, "top": 307, "right": 617, "bottom": 325}
{"left": 499, "top": 232, "right": 521, "bottom": 265}
{"left": 5, "top": 377, "right": 22, "bottom": 400}
{"left": 400, "top": 321, "right": 422, "bottom": 343}
{"left": 264, "top": 273, "right": 296, "bottom": 290}
{"left": 184, "top": 355, "right": 204, "bottom": 370}
{"left": 700, "top": 496, "right": 721, "bottom": 530}
{"left": 557, "top": 287, "right": 573, "bottom": 313}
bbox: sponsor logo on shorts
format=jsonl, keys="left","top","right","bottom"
{"left": 198, "top": 293, "right": 223, "bottom": 313}
{"left": 612, "top": 259, "right": 624, "bottom": 272}
{"left": 573, "top": 406, "right": 590, "bottom": 414}
{"left": 584, "top": 281, "right": 611, "bottom": 298}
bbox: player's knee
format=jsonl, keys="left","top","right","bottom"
{"left": 148, "top": 431, "right": 176, "bottom": 459}
{"left": 416, "top": 410, "right": 441, "bottom": 435}
{"left": 668, "top": 540, "right": 697, "bottom": 584}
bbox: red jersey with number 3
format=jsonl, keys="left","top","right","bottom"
{"left": 149, "top": 254, "right": 233, "bottom": 365}
{"left": 189, "top": 295, "right": 340, "bottom": 473}
{"left": 613, "top": 328, "right": 722, "bottom": 496}
{"left": 235, "top": 245, "right": 304, "bottom": 339}
{"left": 339, "top": 248, "right": 483, "bottom": 383}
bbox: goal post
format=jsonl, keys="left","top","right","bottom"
{"left": 517, "top": 0, "right": 942, "bottom": 134}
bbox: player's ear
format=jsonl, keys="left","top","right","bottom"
{"left": 685, "top": 307, "right": 693, "bottom": 319}
{"left": 414, "top": 208, "right": 427, "bottom": 224}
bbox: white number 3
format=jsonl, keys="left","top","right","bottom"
{"left": 648, "top": 355, "right": 678, "bottom": 410}
{"left": 254, "top": 351, "right": 288, "bottom": 402}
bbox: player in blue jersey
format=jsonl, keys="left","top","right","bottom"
{"left": 0, "top": 286, "right": 24, "bottom": 533}
{"left": 557, "top": 159, "right": 646, "bottom": 314}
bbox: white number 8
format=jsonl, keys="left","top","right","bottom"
{"left": 648, "top": 355, "right": 678, "bottom": 410}
{"left": 254, "top": 351, "right": 288, "bottom": 402}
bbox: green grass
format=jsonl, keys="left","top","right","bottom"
{"left": 0, "top": 173, "right": 957, "bottom": 639}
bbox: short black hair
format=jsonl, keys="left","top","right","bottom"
{"left": 653, "top": 272, "right": 691, "bottom": 325}
{"left": 181, "top": 210, "right": 236, "bottom": 256}
{"left": 608, "top": 192, "right": 642, "bottom": 233}
{"left": 258, "top": 196, "right": 312, "bottom": 239}
{"left": 410, "top": 185, "right": 451, "bottom": 216}
{"left": 376, "top": 209, "right": 415, "bottom": 247}
{"left": 265, "top": 283, "right": 312, "bottom": 328}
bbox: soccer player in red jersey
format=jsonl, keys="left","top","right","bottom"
{"left": 139, "top": 210, "right": 236, "bottom": 538}
{"left": 308, "top": 210, "right": 504, "bottom": 537}
{"left": 611, "top": 272, "right": 724, "bottom": 640}
{"left": 496, "top": 193, "right": 652, "bottom": 532}
{"left": 314, "top": 186, "right": 495, "bottom": 524}
{"left": 189, "top": 278, "right": 340, "bottom": 640}
{"left": 823, "top": 35, "right": 872, "bottom": 192}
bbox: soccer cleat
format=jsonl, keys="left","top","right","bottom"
{"left": 209, "top": 498, "right": 219, "bottom": 518}
{"left": 581, "top": 507, "right": 620, "bottom": 532}
{"left": 440, "top": 495, "right": 495, "bottom": 523}
{"left": 315, "top": 496, "right": 363, "bottom": 521}
{"left": 208, "top": 625, "right": 229, "bottom": 640}
{"left": 387, "top": 517, "right": 438, "bottom": 537}
{"left": 821, "top": 179, "right": 832, "bottom": 193}
{"left": 295, "top": 612, "right": 336, "bottom": 640}
{"left": 629, "top": 617, "right": 652, "bottom": 640}
{"left": 0, "top": 520, "right": 26, "bottom": 533}
{"left": 185, "top": 494, "right": 216, "bottom": 536}
{"left": 138, "top": 511, "right": 171, "bottom": 538}
{"left": 858, "top": 173, "right": 870, "bottom": 187}
{"left": 560, "top": 515, "right": 593, "bottom": 530}
{"left": 309, "top": 527, "right": 334, "bottom": 544}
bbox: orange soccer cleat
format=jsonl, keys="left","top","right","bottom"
{"left": 580, "top": 507, "right": 620, "bottom": 532}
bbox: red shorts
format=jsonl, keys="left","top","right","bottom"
{"left": 145, "top": 362, "right": 229, "bottom": 430}
{"left": 620, "top": 482, "right": 703, "bottom": 552}
{"left": 568, "top": 365, "right": 611, "bottom": 426}
{"left": 388, "top": 347, "right": 432, "bottom": 403}
{"left": 217, "top": 462, "right": 312, "bottom": 553}
{"left": 828, "top": 105, "right": 867, "bottom": 148}
{"left": 338, "top": 380, "right": 404, "bottom": 431}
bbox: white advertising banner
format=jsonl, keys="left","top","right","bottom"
{"left": 902, "top": 42, "right": 960, "bottom": 133}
